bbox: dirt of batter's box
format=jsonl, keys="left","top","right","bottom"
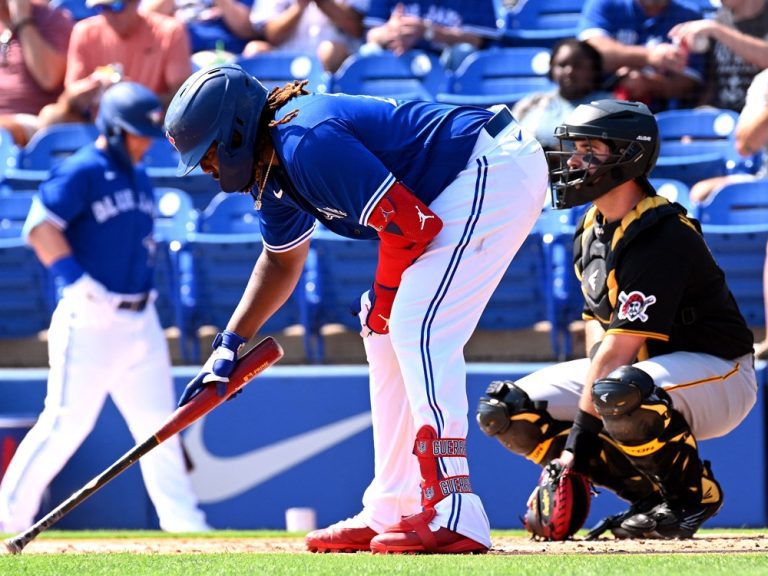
{"left": 8, "top": 534, "right": 768, "bottom": 555}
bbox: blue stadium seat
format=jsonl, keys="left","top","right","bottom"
{"left": 479, "top": 231, "right": 558, "bottom": 350}
{"left": 329, "top": 51, "right": 437, "bottom": 101}
{"left": 534, "top": 206, "right": 588, "bottom": 360}
{"left": 436, "top": 47, "right": 556, "bottom": 107}
{"left": 502, "top": 0, "right": 583, "bottom": 48}
{"left": 695, "top": 178, "right": 768, "bottom": 226}
{"left": 0, "top": 190, "right": 34, "bottom": 239}
{"left": 651, "top": 108, "right": 760, "bottom": 186}
{"left": 0, "top": 127, "right": 19, "bottom": 181}
{"left": 197, "top": 192, "right": 260, "bottom": 234}
{"left": 143, "top": 137, "right": 220, "bottom": 211}
{"left": 304, "top": 227, "right": 378, "bottom": 362}
{"left": 154, "top": 187, "right": 198, "bottom": 242}
{"left": 173, "top": 231, "right": 304, "bottom": 361}
{"left": 0, "top": 237, "right": 50, "bottom": 337}
{"left": 236, "top": 52, "right": 329, "bottom": 93}
{"left": 694, "top": 179, "right": 768, "bottom": 329}
{"left": 2, "top": 123, "right": 97, "bottom": 188}
{"left": 153, "top": 187, "right": 198, "bottom": 330}
{"left": 699, "top": 223, "right": 768, "bottom": 329}
{"left": 649, "top": 178, "right": 694, "bottom": 214}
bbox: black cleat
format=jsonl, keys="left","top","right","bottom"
{"left": 611, "top": 462, "right": 723, "bottom": 539}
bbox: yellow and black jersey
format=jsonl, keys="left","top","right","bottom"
{"left": 574, "top": 197, "right": 754, "bottom": 360}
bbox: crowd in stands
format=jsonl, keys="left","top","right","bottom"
{"left": 1, "top": 0, "right": 768, "bottom": 360}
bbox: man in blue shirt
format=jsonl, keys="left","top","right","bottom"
{"left": 579, "top": 0, "right": 706, "bottom": 110}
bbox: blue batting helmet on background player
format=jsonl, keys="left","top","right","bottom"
{"left": 164, "top": 64, "right": 269, "bottom": 193}
{"left": 96, "top": 81, "right": 165, "bottom": 166}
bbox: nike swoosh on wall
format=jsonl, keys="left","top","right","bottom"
{"left": 185, "top": 411, "right": 372, "bottom": 503}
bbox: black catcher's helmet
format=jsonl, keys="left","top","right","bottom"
{"left": 547, "top": 99, "right": 660, "bottom": 209}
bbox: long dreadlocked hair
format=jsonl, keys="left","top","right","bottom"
{"left": 252, "top": 80, "right": 310, "bottom": 185}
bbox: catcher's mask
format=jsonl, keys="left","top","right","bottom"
{"left": 164, "top": 64, "right": 268, "bottom": 193}
{"left": 547, "top": 99, "right": 660, "bottom": 209}
{"left": 96, "top": 81, "right": 164, "bottom": 168}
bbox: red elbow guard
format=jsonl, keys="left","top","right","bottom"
{"left": 367, "top": 182, "right": 443, "bottom": 245}
{"left": 368, "top": 182, "right": 443, "bottom": 290}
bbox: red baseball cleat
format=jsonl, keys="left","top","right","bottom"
{"left": 369, "top": 509, "right": 488, "bottom": 554}
{"left": 305, "top": 518, "right": 378, "bottom": 553}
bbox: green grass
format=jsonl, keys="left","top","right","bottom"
{"left": 0, "top": 530, "right": 766, "bottom": 576}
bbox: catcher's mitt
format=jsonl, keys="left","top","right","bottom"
{"left": 524, "top": 460, "right": 592, "bottom": 541}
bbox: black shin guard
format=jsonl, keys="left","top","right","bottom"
{"left": 592, "top": 366, "right": 719, "bottom": 508}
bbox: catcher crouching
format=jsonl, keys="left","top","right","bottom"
{"left": 477, "top": 100, "right": 757, "bottom": 541}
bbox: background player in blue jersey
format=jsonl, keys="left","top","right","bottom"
{"left": 0, "top": 82, "right": 209, "bottom": 533}
{"left": 165, "top": 64, "right": 548, "bottom": 553}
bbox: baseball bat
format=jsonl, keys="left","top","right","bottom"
{"left": 3, "top": 336, "right": 283, "bottom": 555}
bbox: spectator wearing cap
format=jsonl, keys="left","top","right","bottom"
{"left": 37, "top": 0, "right": 191, "bottom": 129}
{"left": 0, "top": 0, "right": 73, "bottom": 145}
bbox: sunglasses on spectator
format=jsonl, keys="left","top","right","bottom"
{"left": 94, "top": 1, "right": 127, "bottom": 13}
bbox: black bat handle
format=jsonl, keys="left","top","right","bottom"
{"left": 4, "top": 436, "right": 159, "bottom": 554}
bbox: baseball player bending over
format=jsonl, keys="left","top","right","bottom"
{"left": 478, "top": 100, "right": 757, "bottom": 540}
{"left": 165, "top": 64, "right": 549, "bottom": 553}
{"left": 0, "top": 83, "right": 210, "bottom": 533}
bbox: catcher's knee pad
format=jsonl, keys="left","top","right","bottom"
{"left": 476, "top": 380, "right": 568, "bottom": 464}
{"left": 591, "top": 366, "right": 672, "bottom": 446}
{"left": 413, "top": 425, "right": 473, "bottom": 509}
{"left": 591, "top": 366, "right": 715, "bottom": 507}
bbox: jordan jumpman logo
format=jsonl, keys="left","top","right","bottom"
{"left": 415, "top": 205, "right": 435, "bottom": 230}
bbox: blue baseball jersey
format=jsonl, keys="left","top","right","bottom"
{"left": 29, "top": 144, "right": 156, "bottom": 294}
{"left": 579, "top": 0, "right": 705, "bottom": 82}
{"left": 364, "top": 0, "right": 500, "bottom": 51}
{"left": 259, "top": 93, "right": 492, "bottom": 251}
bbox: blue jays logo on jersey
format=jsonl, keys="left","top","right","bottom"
{"left": 617, "top": 290, "right": 656, "bottom": 322}
{"left": 92, "top": 189, "right": 154, "bottom": 224}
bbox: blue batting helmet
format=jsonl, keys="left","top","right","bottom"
{"left": 95, "top": 81, "right": 164, "bottom": 139}
{"left": 164, "top": 64, "right": 269, "bottom": 193}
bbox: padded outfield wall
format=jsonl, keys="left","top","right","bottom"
{"left": 0, "top": 362, "right": 764, "bottom": 530}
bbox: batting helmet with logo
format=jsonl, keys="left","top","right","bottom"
{"left": 95, "top": 81, "right": 164, "bottom": 140}
{"left": 164, "top": 64, "right": 269, "bottom": 193}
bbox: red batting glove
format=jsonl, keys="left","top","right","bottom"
{"left": 365, "top": 282, "right": 398, "bottom": 335}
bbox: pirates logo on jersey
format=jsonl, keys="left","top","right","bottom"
{"left": 617, "top": 290, "right": 657, "bottom": 322}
